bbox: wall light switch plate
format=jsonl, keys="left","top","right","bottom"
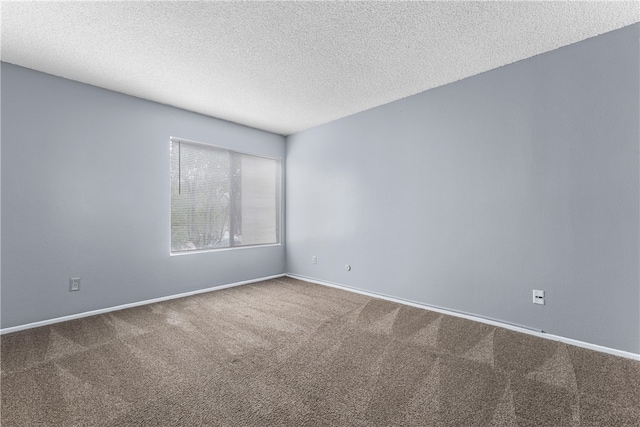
{"left": 70, "top": 278, "right": 81, "bottom": 292}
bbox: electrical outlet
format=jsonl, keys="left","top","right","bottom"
{"left": 70, "top": 278, "right": 81, "bottom": 292}
{"left": 312, "top": 256, "right": 317, "bottom": 264}
{"left": 533, "top": 290, "right": 544, "bottom": 305}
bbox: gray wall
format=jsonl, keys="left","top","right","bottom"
{"left": 2, "top": 25, "right": 639, "bottom": 355}
{"left": 286, "top": 24, "right": 640, "bottom": 354}
{"left": 1, "top": 63, "right": 286, "bottom": 328}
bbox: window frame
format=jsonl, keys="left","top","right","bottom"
{"left": 169, "top": 136, "right": 282, "bottom": 255}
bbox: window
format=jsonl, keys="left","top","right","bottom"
{"left": 170, "top": 138, "right": 281, "bottom": 253}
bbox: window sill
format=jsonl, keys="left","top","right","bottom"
{"left": 170, "top": 243, "right": 282, "bottom": 256}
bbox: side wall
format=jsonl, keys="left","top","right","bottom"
{"left": 1, "top": 63, "right": 286, "bottom": 328}
{"left": 286, "top": 24, "right": 640, "bottom": 354}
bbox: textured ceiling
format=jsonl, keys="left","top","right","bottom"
{"left": 2, "top": 1, "right": 639, "bottom": 136}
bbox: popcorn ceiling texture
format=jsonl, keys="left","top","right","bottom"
{"left": 1, "top": 1, "right": 638, "bottom": 135}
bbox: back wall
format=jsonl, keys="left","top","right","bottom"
{"left": 1, "top": 63, "right": 286, "bottom": 328}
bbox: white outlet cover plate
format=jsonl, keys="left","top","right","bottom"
{"left": 533, "top": 290, "right": 544, "bottom": 305}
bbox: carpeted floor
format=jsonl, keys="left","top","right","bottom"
{"left": 1, "top": 277, "right": 639, "bottom": 426}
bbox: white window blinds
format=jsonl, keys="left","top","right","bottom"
{"left": 170, "top": 139, "right": 280, "bottom": 253}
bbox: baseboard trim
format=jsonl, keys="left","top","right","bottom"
{"left": 0, "top": 274, "right": 286, "bottom": 335}
{"left": 286, "top": 273, "right": 640, "bottom": 361}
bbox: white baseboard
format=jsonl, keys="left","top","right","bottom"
{"left": 0, "top": 274, "right": 286, "bottom": 335}
{"left": 286, "top": 273, "right": 640, "bottom": 361}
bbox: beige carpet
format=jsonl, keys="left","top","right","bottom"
{"left": 1, "top": 277, "right": 639, "bottom": 426}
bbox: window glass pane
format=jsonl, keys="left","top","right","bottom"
{"left": 171, "top": 142, "right": 231, "bottom": 251}
{"left": 170, "top": 140, "right": 279, "bottom": 253}
{"left": 239, "top": 154, "right": 278, "bottom": 245}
